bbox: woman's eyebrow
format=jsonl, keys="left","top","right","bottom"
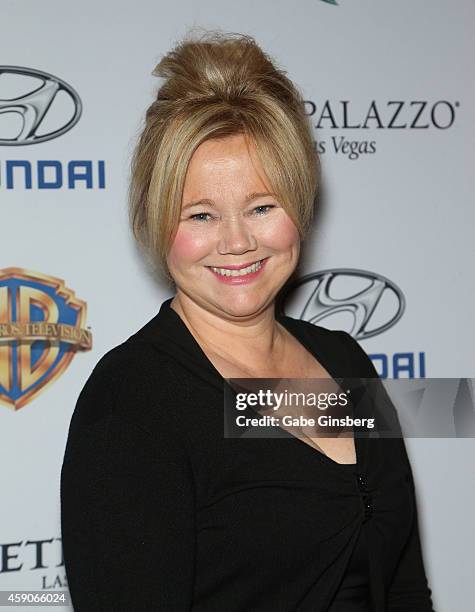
{"left": 183, "top": 192, "right": 275, "bottom": 210}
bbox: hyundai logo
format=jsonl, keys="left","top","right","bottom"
{"left": 278, "top": 268, "right": 406, "bottom": 340}
{"left": 0, "top": 66, "right": 82, "bottom": 145}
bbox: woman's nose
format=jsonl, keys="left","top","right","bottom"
{"left": 217, "top": 217, "right": 257, "bottom": 255}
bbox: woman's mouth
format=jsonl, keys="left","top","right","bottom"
{"left": 206, "top": 257, "right": 269, "bottom": 284}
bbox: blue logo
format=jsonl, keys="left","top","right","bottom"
{"left": 0, "top": 268, "right": 92, "bottom": 410}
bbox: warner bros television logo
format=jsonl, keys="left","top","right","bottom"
{"left": 0, "top": 268, "right": 92, "bottom": 410}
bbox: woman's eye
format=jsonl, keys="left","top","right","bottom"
{"left": 252, "top": 204, "right": 275, "bottom": 215}
{"left": 188, "top": 205, "right": 275, "bottom": 222}
{"left": 189, "top": 212, "right": 213, "bottom": 222}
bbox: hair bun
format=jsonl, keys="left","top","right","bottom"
{"left": 152, "top": 30, "right": 291, "bottom": 105}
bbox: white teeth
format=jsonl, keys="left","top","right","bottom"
{"left": 211, "top": 259, "right": 264, "bottom": 277}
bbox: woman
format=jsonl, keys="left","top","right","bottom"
{"left": 60, "top": 32, "right": 435, "bottom": 611}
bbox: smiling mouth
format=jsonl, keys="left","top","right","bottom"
{"left": 207, "top": 258, "right": 268, "bottom": 277}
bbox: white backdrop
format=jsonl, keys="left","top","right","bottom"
{"left": 1, "top": 1, "right": 474, "bottom": 610}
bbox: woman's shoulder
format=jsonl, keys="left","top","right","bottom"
{"left": 64, "top": 338, "right": 192, "bottom": 481}
{"left": 93, "top": 338, "right": 172, "bottom": 373}
{"left": 88, "top": 300, "right": 187, "bottom": 383}
{"left": 70, "top": 338, "right": 185, "bottom": 432}
{"left": 83, "top": 338, "right": 175, "bottom": 394}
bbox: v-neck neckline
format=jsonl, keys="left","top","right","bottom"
{"left": 156, "top": 297, "right": 364, "bottom": 470}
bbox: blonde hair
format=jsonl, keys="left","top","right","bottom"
{"left": 128, "top": 30, "right": 320, "bottom": 283}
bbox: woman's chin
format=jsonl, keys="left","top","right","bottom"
{"left": 209, "top": 292, "right": 273, "bottom": 320}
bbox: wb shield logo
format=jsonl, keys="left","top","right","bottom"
{"left": 0, "top": 268, "right": 92, "bottom": 410}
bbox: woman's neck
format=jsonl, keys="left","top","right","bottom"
{"left": 169, "top": 291, "right": 285, "bottom": 368}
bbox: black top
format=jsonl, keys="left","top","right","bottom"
{"left": 327, "top": 463, "right": 370, "bottom": 612}
{"left": 60, "top": 297, "right": 435, "bottom": 611}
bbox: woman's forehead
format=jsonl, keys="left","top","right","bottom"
{"left": 183, "top": 136, "right": 272, "bottom": 201}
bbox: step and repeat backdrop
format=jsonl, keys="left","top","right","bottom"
{"left": 1, "top": 0, "right": 474, "bottom": 609}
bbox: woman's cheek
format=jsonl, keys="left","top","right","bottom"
{"left": 169, "top": 226, "right": 212, "bottom": 266}
{"left": 260, "top": 213, "right": 300, "bottom": 249}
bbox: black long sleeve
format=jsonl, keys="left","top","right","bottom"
{"left": 60, "top": 344, "right": 196, "bottom": 611}
{"left": 336, "top": 331, "right": 436, "bottom": 611}
{"left": 386, "top": 496, "right": 435, "bottom": 611}
{"left": 61, "top": 298, "right": 438, "bottom": 611}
